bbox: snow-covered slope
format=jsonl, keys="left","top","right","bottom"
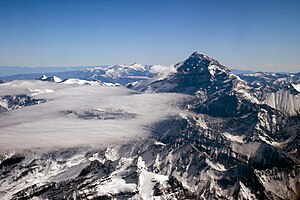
{"left": 39, "top": 76, "right": 121, "bottom": 87}
{"left": 262, "top": 86, "right": 300, "bottom": 116}
{"left": 239, "top": 72, "right": 300, "bottom": 92}
{"left": 1, "top": 110, "right": 299, "bottom": 199}
{"left": 292, "top": 83, "right": 300, "bottom": 92}
{"left": 61, "top": 78, "right": 102, "bottom": 86}
{"left": 80, "top": 63, "right": 155, "bottom": 84}
{"left": 238, "top": 72, "right": 300, "bottom": 116}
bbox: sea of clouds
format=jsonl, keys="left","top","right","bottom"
{"left": 0, "top": 80, "right": 189, "bottom": 152}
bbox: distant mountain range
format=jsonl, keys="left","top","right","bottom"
{"left": 0, "top": 66, "right": 256, "bottom": 78}
{"left": 0, "top": 64, "right": 295, "bottom": 82}
{"left": 0, "top": 66, "right": 87, "bottom": 77}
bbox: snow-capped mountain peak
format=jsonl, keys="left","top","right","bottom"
{"left": 145, "top": 52, "right": 247, "bottom": 93}
{"left": 40, "top": 74, "right": 48, "bottom": 80}
{"left": 176, "top": 51, "right": 222, "bottom": 74}
{"left": 128, "top": 62, "right": 146, "bottom": 71}
{"left": 189, "top": 51, "right": 219, "bottom": 64}
{"left": 52, "top": 76, "right": 62, "bottom": 83}
{"left": 39, "top": 75, "right": 62, "bottom": 83}
{"left": 61, "top": 78, "right": 102, "bottom": 86}
{"left": 141, "top": 52, "right": 259, "bottom": 117}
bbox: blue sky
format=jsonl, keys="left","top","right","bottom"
{"left": 0, "top": 0, "right": 300, "bottom": 72}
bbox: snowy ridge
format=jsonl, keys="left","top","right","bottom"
{"left": 39, "top": 76, "right": 121, "bottom": 87}
{"left": 83, "top": 63, "right": 151, "bottom": 80}
{"left": 262, "top": 87, "right": 300, "bottom": 116}
{"left": 239, "top": 71, "right": 300, "bottom": 93}
{"left": 222, "top": 132, "right": 245, "bottom": 144}
{"left": 61, "top": 78, "right": 102, "bottom": 85}
{"left": 292, "top": 83, "right": 300, "bottom": 92}
{"left": 128, "top": 63, "right": 146, "bottom": 71}
{"left": 237, "top": 71, "right": 300, "bottom": 116}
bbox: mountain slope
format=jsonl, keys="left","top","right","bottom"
{"left": 143, "top": 52, "right": 258, "bottom": 117}
{"left": 239, "top": 72, "right": 300, "bottom": 116}
{"left": 0, "top": 52, "right": 299, "bottom": 200}
{"left": 1, "top": 111, "right": 299, "bottom": 199}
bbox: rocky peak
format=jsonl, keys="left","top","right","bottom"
{"left": 176, "top": 52, "right": 221, "bottom": 74}
{"left": 145, "top": 52, "right": 258, "bottom": 117}
{"left": 147, "top": 52, "right": 241, "bottom": 95}
{"left": 189, "top": 51, "right": 218, "bottom": 63}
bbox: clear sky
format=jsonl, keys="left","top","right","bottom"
{"left": 0, "top": 0, "right": 300, "bottom": 72}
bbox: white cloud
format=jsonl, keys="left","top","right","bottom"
{"left": 150, "top": 65, "right": 176, "bottom": 79}
{"left": 0, "top": 80, "right": 190, "bottom": 152}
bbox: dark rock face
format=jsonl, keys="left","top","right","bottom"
{"left": 146, "top": 52, "right": 260, "bottom": 118}
{"left": 63, "top": 109, "right": 137, "bottom": 120}
{"left": 0, "top": 154, "right": 25, "bottom": 169}
{"left": 147, "top": 52, "right": 233, "bottom": 94}
{"left": 194, "top": 94, "right": 255, "bottom": 117}
{"left": 0, "top": 94, "right": 46, "bottom": 112}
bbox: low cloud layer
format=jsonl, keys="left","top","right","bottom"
{"left": 0, "top": 81, "right": 189, "bottom": 152}
{"left": 150, "top": 65, "right": 177, "bottom": 79}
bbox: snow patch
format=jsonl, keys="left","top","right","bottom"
{"left": 61, "top": 78, "right": 101, "bottom": 86}
{"left": 128, "top": 63, "right": 145, "bottom": 71}
{"left": 194, "top": 116, "right": 208, "bottom": 129}
{"left": 222, "top": 132, "right": 244, "bottom": 144}
{"left": 205, "top": 158, "right": 226, "bottom": 171}
{"left": 52, "top": 76, "right": 62, "bottom": 83}
{"left": 292, "top": 84, "right": 300, "bottom": 92}
{"left": 239, "top": 181, "right": 256, "bottom": 199}
{"left": 96, "top": 175, "right": 137, "bottom": 197}
{"left": 137, "top": 157, "right": 168, "bottom": 199}
{"left": 154, "top": 141, "right": 166, "bottom": 146}
{"left": 208, "top": 65, "right": 228, "bottom": 77}
{"left": 262, "top": 89, "right": 300, "bottom": 116}
{"left": 40, "top": 75, "right": 47, "bottom": 80}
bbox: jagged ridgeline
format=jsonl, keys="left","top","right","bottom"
{"left": 0, "top": 52, "right": 299, "bottom": 199}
